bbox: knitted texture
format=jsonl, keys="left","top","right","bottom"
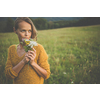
{"left": 5, "top": 44, "right": 50, "bottom": 84}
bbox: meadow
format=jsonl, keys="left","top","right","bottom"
{"left": 0, "top": 25, "right": 100, "bottom": 84}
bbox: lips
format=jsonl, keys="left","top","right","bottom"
{"left": 22, "top": 38, "right": 28, "bottom": 42}
{"left": 24, "top": 37, "right": 29, "bottom": 39}
{"left": 22, "top": 38, "right": 29, "bottom": 41}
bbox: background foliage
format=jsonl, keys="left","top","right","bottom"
{"left": 0, "top": 17, "right": 100, "bottom": 32}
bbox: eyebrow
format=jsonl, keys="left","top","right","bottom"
{"left": 21, "top": 29, "right": 32, "bottom": 31}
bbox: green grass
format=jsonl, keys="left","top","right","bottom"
{"left": 0, "top": 25, "right": 100, "bottom": 84}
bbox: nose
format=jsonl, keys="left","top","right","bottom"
{"left": 25, "top": 31, "right": 28, "bottom": 36}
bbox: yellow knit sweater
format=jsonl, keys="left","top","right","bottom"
{"left": 5, "top": 44, "right": 50, "bottom": 84}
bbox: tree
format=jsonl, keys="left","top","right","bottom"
{"left": 0, "top": 21, "right": 6, "bottom": 32}
{"left": 4, "top": 17, "right": 14, "bottom": 32}
{"left": 32, "top": 18, "right": 48, "bottom": 30}
{"left": 54, "top": 23, "right": 60, "bottom": 28}
{"left": 48, "top": 21, "right": 54, "bottom": 29}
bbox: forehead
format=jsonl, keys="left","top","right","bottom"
{"left": 18, "top": 21, "right": 31, "bottom": 29}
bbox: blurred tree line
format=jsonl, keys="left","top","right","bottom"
{"left": 0, "top": 17, "right": 14, "bottom": 32}
{"left": 0, "top": 17, "right": 100, "bottom": 33}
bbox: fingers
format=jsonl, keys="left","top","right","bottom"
{"left": 28, "top": 48, "right": 36, "bottom": 54}
{"left": 28, "top": 52, "right": 36, "bottom": 58}
{"left": 32, "top": 48, "right": 36, "bottom": 53}
{"left": 23, "top": 53, "right": 30, "bottom": 63}
{"left": 28, "top": 54, "right": 35, "bottom": 61}
{"left": 27, "top": 49, "right": 36, "bottom": 61}
{"left": 28, "top": 53, "right": 36, "bottom": 58}
{"left": 24, "top": 48, "right": 36, "bottom": 63}
{"left": 25, "top": 53, "right": 28, "bottom": 57}
{"left": 28, "top": 48, "right": 36, "bottom": 56}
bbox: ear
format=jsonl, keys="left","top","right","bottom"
{"left": 13, "top": 27, "right": 17, "bottom": 34}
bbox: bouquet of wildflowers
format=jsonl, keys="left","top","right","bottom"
{"left": 21, "top": 38, "right": 38, "bottom": 69}
{"left": 21, "top": 38, "right": 37, "bottom": 52}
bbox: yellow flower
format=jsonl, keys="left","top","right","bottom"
{"left": 25, "top": 40, "right": 30, "bottom": 45}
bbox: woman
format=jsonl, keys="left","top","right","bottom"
{"left": 5, "top": 17, "right": 50, "bottom": 84}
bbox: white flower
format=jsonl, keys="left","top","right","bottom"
{"left": 25, "top": 39, "right": 30, "bottom": 42}
{"left": 22, "top": 38, "right": 29, "bottom": 42}
{"left": 63, "top": 72, "right": 66, "bottom": 75}
{"left": 28, "top": 41, "right": 37, "bottom": 48}
{"left": 71, "top": 81, "right": 74, "bottom": 84}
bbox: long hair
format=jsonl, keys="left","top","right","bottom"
{"left": 14, "top": 17, "right": 37, "bottom": 40}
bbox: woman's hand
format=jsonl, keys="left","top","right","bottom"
{"left": 22, "top": 52, "right": 30, "bottom": 64}
{"left": 27, "top": 48, "right": 36, "bottom": 65}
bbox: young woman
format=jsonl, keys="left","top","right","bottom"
{"left": 5, "top": 17, "right": 50, "bottom": 84}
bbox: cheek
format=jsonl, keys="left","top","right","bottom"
{"left": 17, "top": 33, "right": 24, "bottom": 41}
{"left": 30, "top": 33, "right": 32, "bottom": 37}
{"left": 29, "top": 33, "right": 32, "bottom": 38}
{"left": 19, "top": 33, "right": 24, "bottom": 37}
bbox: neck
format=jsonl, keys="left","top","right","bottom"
{"left": 19, "top": 43, "right": 24, "bottom": 50}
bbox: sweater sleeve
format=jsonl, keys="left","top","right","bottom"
{"left": 37, "top": 45, "right": 51, "bottom": 80}
{"left": 5, "top": 46, "right": 18, "bottom": 79}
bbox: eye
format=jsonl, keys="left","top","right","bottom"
{"left": 21, "top": 30, "right": 25, "bottom": 32}
{"left": 29, "top": 30, "right": 32, "bottom": 33}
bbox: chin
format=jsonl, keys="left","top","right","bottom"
{"left": 23, "top": 38, "right": 30, "bottom": 39}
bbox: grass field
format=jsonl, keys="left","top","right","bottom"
{"left": 0, "top": 25, "right": 100, "bottom": 84}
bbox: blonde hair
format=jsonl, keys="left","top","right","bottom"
{"left": 14, "top": 17, "right": 37, "bottom": 40}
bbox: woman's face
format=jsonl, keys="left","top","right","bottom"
{"left": 15, "top": 21, "right": 32, "bottom": 42}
